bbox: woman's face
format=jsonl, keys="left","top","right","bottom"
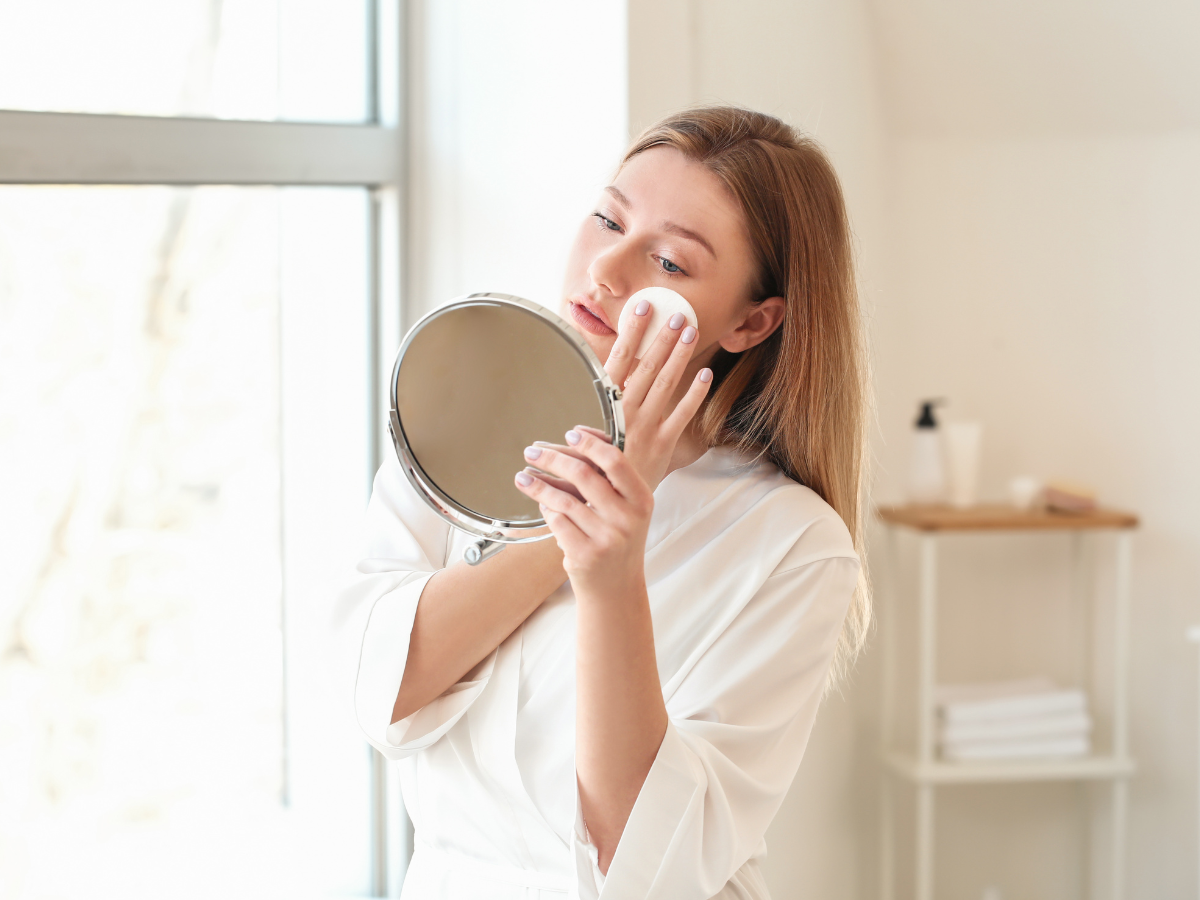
{"left": 560, "top": 146, "right": 783, "bottom": 375}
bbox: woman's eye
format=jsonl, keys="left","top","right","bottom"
{"left": 593, "top": 213, "right": 622, "bottom": 232}
{"left": 658, "top": 257, "right": 683, "bottom": 275}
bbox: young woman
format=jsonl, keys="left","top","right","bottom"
{"left": 333, "top": 106, "right": 869, "bottom": 899}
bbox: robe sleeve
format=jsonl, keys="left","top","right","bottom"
{"left": 329, "top": 454, "right": 495, "bottom": 760}
{"left": 572, "top": 551, "right": 860, "bottom": 899}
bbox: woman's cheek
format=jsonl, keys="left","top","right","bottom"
{"left": 686, "top": 305, "right": 709, "bottom": 349}
{"left": 561, "top": 222, "right": 599, "bottom": 295}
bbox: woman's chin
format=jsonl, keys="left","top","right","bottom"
{"left": 562, "top": 311, "right": 615, "bottom": 361}
{"left": 580, "top": 330, "right": 615, "bottom": 363}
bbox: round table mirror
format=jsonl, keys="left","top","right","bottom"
{"left": 388, "top": 294, "right": 624, "bottom": 563}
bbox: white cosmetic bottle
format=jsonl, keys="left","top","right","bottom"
{"left": 908, "top": 400, "right": 946, "bottom": 504}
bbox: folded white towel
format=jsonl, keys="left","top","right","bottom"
{"left": 935, "top": 678, "right": 1057, "bottom": 705}
{"left": 941, "top": 710, "right": 1092, "bottom": 746}
{"left": 941, "top": 735, "right": 1089, "bottom": 762}
{"left": 937, "top": 679, "right": 1086, "bottom": 725}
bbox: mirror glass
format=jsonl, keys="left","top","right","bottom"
{"left": 390, "top": 295, "right": 621, "bottom": 535}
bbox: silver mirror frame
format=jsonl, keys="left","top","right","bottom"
{"left": 387, "top": 292, "right": 625, "bottom": 547}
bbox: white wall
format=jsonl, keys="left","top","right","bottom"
{"left": 869, "top": 0, "right": 1200, "bottom": 136}
{"left": 405, "top": 0, "right": 627, "bottom": 319}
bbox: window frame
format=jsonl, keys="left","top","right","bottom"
{"left": 0, "top": 1, "right": 409, "bottom": 895}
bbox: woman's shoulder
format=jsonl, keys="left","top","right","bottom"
{"left": 701, "top": 445, "right": 858, "bottom": 571}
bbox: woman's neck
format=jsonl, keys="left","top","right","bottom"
{"left": 666, "top": 422, "right": 710, "bottom": 477}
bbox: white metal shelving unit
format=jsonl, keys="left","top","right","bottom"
{"left": 877, "top": 504, "right": 1139, "bottom": 900}
{"left": 1189, "top": 625, "right": 1200, "bottom": 900}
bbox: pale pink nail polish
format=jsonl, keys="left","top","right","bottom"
{"left": 681, "top": 326, "right": 696, "bottom": 344}
{"left": 668, "top": 312, "right": 685, "bottom": 330}
{"left": 699, "top": 368, "right": 713, "bottom": 383}
{"left": 524, "top": 446, "right": 542, "bottom": 460}
{"left": 565, "top": 430, "right": 581, "bottom": 445}
{"left": 516, "top": 471, "right": 534, "bottom": 486}
{"left": 635, "top": 299, "right": 650, "bottom": 316}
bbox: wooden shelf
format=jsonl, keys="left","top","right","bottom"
{"left": 883, "top": 752, "right": 1136, "bottom": 785}
{"left": 876, "top": 503, "right": 1138, "bottom": 532}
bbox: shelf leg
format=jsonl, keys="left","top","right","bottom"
{"left": 1077, "top": 781, "right": 1093, "bottom": 900}
{"left": 1110, "top": 530, "right": 1131, "bottom": 900}
{"left": 916, "top": 783, "right": 935, "bottom": 900}
{"left": 1072, "top": 532, "right": 1095, "bottom": 900}
{"left": 879, "top": 525, "right": 896, "bottom": 900}
{"left": 880, "top": 773, "right": 894, "bottom": 900}
{"left": 915, "top": 535, "right": 937, "bottom": 900}
{"left": 1113, "top": 532, "right": 1132, "bottom": 760}
{"left": 918, "top": 535, "right": 938, "bottom": 764}
{"left": 1070, "top": 532, "right": 1094, "bottom": 697}
{"left": 881, "top": 525, "right": 897, "bottom": 756}
{"left": 1110, "top": 778, "right": 1127, "bottom": 900}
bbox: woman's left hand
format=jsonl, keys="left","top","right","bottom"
{"left": 514, "top": 431, "right": 651, "bottom": 595}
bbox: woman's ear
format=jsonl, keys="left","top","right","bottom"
{"left": 718, "top": 296, "right": 787, "bottom": 354}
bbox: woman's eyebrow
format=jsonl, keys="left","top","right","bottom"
{"left": 604, "top": 185, "right": 632, "bottom": 207}
{"left": 662, "top": 222, "right": 716, "bottom": 260}
{"left": 605, "top": 185, "right": 717, "bottom": 259}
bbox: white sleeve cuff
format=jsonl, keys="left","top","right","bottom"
{"left": 351, "top": 569, "right": 494, "bottom": 759}
{"left": 384, "top": 653, "right": 495, "bottom": 751}
{"left": 593, "top": 720, "right": 706, "bottom": 899}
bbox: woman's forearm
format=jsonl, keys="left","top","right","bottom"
{"left": 574, "top": 573, "right": 669, "bottom": 874}
{"left": 391, "top": 537, "right": 567, "bottom": 723}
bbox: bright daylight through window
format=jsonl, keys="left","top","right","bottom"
{"left": 0, "top": 2, "right": 401, "bottom": 899}
{"left": 0, "top": 0, "right": 369, "bottom": 121}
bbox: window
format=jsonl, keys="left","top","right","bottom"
{"left": 0, "top": 4, "right": 404, "bottom": 899}
{"left": 0, "top": 0, "right": 371, "bottom": 121}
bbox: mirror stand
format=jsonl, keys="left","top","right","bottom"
{"left": 463, "top": 538, "right": 505, "bottom": 566}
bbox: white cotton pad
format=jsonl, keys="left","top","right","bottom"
{"left": 617, "top": 287, "right": 699, "bottom": 360}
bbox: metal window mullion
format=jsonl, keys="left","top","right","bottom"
{"left": 369, "top": 1, "right": 406, "bottom": 895}
{"left": 0, "top": 109, "right": 399, "bottom": 185}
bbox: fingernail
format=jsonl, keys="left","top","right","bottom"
{"left": 669, "top": 312, "right": 685, "bottom": 330}
{"left": 699, "top": 368, "right": 713, "bottom": 383}
{"left": 523, "top": 446, "right": 542, "bottom": 460}
{"left": 634, "top": 299, "right": 650, "bottom": 316}
{"left": 516, "top": 471, "right": 534, "bottom": 486}
{"left": 565, "top": 430, "right": 581, "bottom": 445}
{"left": 681, "top": 325, "right": 696, "bottom": 344}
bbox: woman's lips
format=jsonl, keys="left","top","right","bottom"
{"left": 568, "top": 301, "right": 615, "bottom": 336}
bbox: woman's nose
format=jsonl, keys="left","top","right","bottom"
{"left": 587, "top": 242, "right": 633, "bottom": 300}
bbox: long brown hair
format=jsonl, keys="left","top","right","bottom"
{"left": 624, "top": 106, "right": 870, "bottom": 685}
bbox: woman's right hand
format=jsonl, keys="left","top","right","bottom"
{"left": 532, "top": 300, "right": 712, "bottom": 497}
{"left": 601, "top": 301, "right": 713, "bottom": 491}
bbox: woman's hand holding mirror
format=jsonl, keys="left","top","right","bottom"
{"left": 515, "top": 430, "right": 651, "bottom": 585}
{"left": 513, "top": 299, "right": 713, "bottom": 580}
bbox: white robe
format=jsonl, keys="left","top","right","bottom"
{"left": 332, "top": 446, "right": 859, "bottom": 899}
